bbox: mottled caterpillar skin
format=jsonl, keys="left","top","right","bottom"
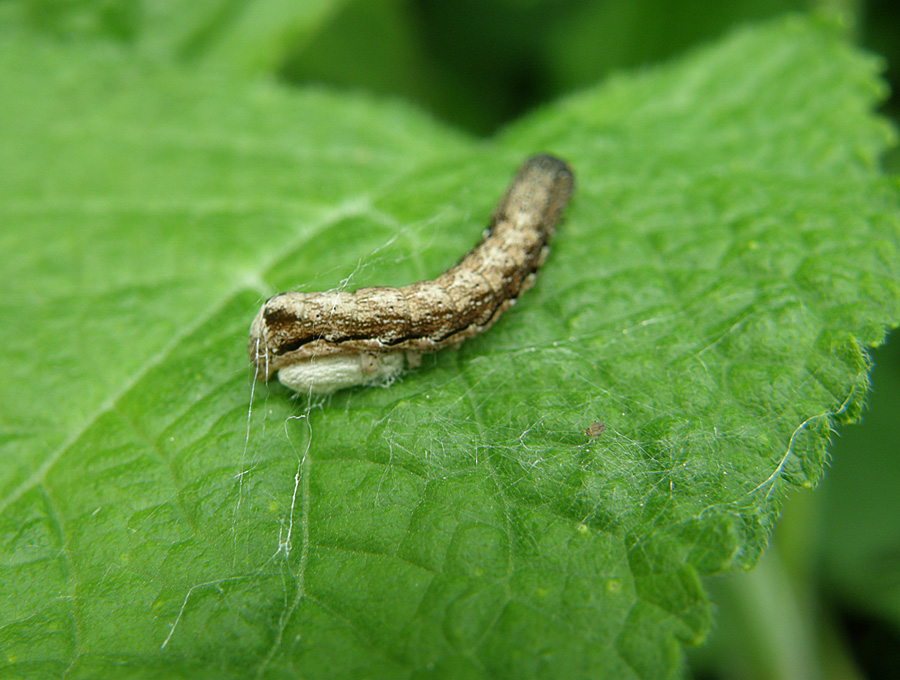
{"left": 249, "top": 154, "right": 574, "bottom": 393}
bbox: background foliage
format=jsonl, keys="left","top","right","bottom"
{"left": 1, "top": 1, "right": 899, "bottom": 679}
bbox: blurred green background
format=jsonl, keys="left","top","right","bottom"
{"left": 19, "top": 0, "right": 900, "bottom": 677}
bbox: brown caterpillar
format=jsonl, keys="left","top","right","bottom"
{"left": 248, "top": 154, "right": 574, "bottom": 394}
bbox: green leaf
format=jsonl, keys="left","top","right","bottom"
{"left": 1, "top": 14, "right": 898, "bottom": 680}
{"left": 2, "top": 0, "right": 346, "bottom": 74}
{"left": 543, "top": 0, "right": 811, "bottom": 90}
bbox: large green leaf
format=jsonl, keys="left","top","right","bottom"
{"left": 1, "top": 15, "right": 898, "bottom": 680}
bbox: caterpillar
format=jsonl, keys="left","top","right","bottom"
{"left": 248, "top": 154, "right": 575, "bottom": 394}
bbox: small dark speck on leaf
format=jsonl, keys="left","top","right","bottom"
{"left": 582, "top": 422, "right": 606, "bottom": 439}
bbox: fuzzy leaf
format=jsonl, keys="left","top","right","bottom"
{"left": 1, "top": 15, "right": 898, "bottom": 680}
